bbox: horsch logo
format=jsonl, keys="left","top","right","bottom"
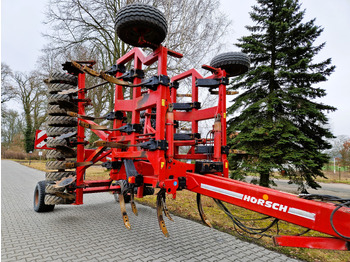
{"left": 243, "top": 194, "right": 288, "bottom": 212}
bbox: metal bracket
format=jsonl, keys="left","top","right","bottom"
{"left": 139, "top": 139, "right": 168, "bottom": 151}
{"left": 105, "top": 64, "right": 126, "bottom": 75}
{"left": 171, "top": 102, "right": 201, "bottom": 111}
{"left": 120, "top": 69, "right": 145, "bottom": 82}
{"left": 140, "top": 75, "right": 170, "bottom": 91}
{"left": 195, "top": 78, "right": 229, "bottom": 88}
{"left": 102, "top": 161, "right": 123, "bottom": 170}
{"left": 116, "top": 124, "right": 143, "bottom": 134}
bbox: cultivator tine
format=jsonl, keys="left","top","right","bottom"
{"left": 130, "top": 188, "right": 138, "bottom": 216}
{"left": 196, "top": 193, "right": 212, "bottom": 228}
{"left": 160, "top": 190, "right": 173, "bottom": 221}
{"left": 117, "top": 182, "right": 131, "bottom": 230}
{"left": 156, "top": 189, "right": 170, "bottom": 237}
{"left": 99, "top": 72, "right": 130, "bottom": 86}
{"left": 93, "top": 141, "right": 128, "bottom": 149}
{"left": 79, "top": 121, "right": 109, "bottom": 130}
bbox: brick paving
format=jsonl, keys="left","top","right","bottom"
{"left": 1, "top": 160, "right": 300, "bottom": 261}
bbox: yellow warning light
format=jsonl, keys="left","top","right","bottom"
{"left": 263, "top": 194, "right": 269, "bottom": 201}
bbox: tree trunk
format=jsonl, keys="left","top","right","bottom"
{"left": 259, "top": 171, "right": 270, "bottom": 187}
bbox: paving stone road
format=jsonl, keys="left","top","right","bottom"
{"left": 1, "top": 160, "right": 300, "bottom": 262}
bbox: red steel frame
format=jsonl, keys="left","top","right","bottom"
{"left": 70, "top": 45, "right": 349, "bottom": 250}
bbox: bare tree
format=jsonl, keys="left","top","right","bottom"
{"left": 1, "top": 63, "right": 16, "bottom": 104}
{"left": 12, "top": 71, "right": 47, "bottom": 152}
{"left": 1, "top": 109, "right": 24, "bottom": 148}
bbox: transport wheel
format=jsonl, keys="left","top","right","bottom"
{"left": 47, "top": 72, "right": 78, "bottom": 85}
{"left": 46, "top": 138, "right": 68, "bottom": 148}
{"left": 47, "top": 116, "right": 77, "bottom": 127}
{"left": 48, "top": 83, "right": 76, "bottom": 94}
{"left": 46, "top": 127, "right": 75, "bottom": 137}
{"left": 45, "top": 194, "right": 75, "bottom": 205}
{"left": 45, "top": 184, "right": 65, "bottom": 194}
{"left": 46, "top": 160, "right": 75, "bottom": 170}
{"left": 34, "top": 181, "right": 55, "bottom": 212}
{"left": 46, "top": 171, "right": 76, "bottom": 182}
{"left": 115, "top": 3, "right": 167, "bottom": 48}
{"left": 210, "top": 52, "right": 250, "bottom": 77}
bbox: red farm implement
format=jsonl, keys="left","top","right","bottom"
{"left": 33, "top": 3, "right": 350, "bottom": 251}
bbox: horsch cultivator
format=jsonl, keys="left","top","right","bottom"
{"left": 33, "top": 4, "right": 350, "bottom": 250}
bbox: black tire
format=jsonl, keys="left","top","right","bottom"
{"left": 47, "top": 83, "right": 76, "bottom": 94}
{"left": 45, "top": 184, "right": 65, "bottom": 194}
{"left": 46, "top": 160, "right": 75, "bottom": 170}
{"left": 46, "top": 127, "right": 75, "bottom": 137}
{"left": 34, "top": 181, "right": 55, "bottom": 212}
{"left": 46, "top": 150, "right": 66, "bottom": 160}
{"left": 47, "top": 138, "right": 67, "bottom": 148}
{"left": 46, "top": 171, "right": 76, "bottom": 182}
{"left": 210, "top": 52, "right": 250, "bottom": 77}
{"left": 47, "top": 105, "right": 67, "bottom": 116}
{"left": 45, "top": 194, "right": 75, "bottom": 205}
{"left": 47, "top": 72, "right": 78, "bottom": 86}
{"left": 115, "top": 4, "right": 167, "bottom": 48}
{"left": 47, "top": 116, "right": 77, "bottom": 127}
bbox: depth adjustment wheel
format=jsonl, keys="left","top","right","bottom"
{"left": 33, "top": 181, "right": 55, "bottom": 212}
{"left": 115, "top": 3, "right": 168, "bottom": 48}
{"left": 210, "top": 52, "right": 250, "bottom": 77}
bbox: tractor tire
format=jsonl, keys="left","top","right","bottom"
{"left": 210, "top": 52, "right": 250, "bottom": 77}
{"left": 45, "top": 184, "right": 65, "bottom": 194}
{"left": 48, "top": 83, "right": 76, "bottom": 94}
{"left": 46, "top": 127, "right": 75, "bottom": 137}
{"left": 46, "top": 160, "right": 75, "bottom": 170}
{"left": 46, "top": 171, "right": 76, "bottom": 182}
{"left": 46, "top": 138, "right": 67, "bottom": 148}
{"left": 47, "top": 105, "right": 67, "bottom": 116}
{"left": 47, "top": 72, "right": 78, "bottom": 86}
{"left": 115, "top": 3, "right": 167, "bottom": 48}
{"left": 47, "top": 116, "right": 77, "bottom": 127}
{"left": 33, "top": 181, "right": 55, "bottom": 212}
{"left": 46, "top": 150, "right": 66, "bottom": 160}
{"left": 45, "top": 194, "right": 75, "bottom": 205}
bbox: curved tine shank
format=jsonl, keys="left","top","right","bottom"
{"left": 196, "top": 193, "right": 212, "bottom": 228}
{"left": 118, "top": 183, "right": 131, "bottom": 229}
{"left": 157, "top": 189, "right": 169, "bottom": 237}
{"left": 160, "top": 190, "right": 173, "bottom": 221}
{"left": 130, "top": 187, "right": 138, "bottom": 216}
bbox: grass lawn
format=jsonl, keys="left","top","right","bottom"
{"left": 19, "top": 160, "right": 350, "bottom": 262}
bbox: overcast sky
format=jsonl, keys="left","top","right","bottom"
{"left": 1, "top": 0, "right": 349, "bottom": 137}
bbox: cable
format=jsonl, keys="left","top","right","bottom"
{"left": 299, "top": 194, "right": 350, "bottom": 239}
{"left": 330, "top": 201, "right": 350, "bottom": 240}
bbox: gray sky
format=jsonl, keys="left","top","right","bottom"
{"left": 1, "top": 0, "right": 349, "bottom": 136}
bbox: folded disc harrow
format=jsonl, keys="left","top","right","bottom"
{"left": 33, "top": 3, "right": 350, "bottom": 251}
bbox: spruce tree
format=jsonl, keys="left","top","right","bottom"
{"left": 227, "top": 0, "right": 336, "bottom": 189}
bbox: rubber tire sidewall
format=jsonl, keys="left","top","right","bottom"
{"left": 34, "top": 180, "right": 55, "bottom": 212}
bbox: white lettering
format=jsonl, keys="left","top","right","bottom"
{"left": 272, "top": 203, "right": 279, "bottom": 210}
{"left": 265, "top": 201, "right": 272, "bottom": 208}
{"left": 279, "top": 204, "right": 288, "bottom": 212}
{"left": 257, "top": 199, "right": 265, "bottom": 206}
{"left": 251, "top": 197, "right": 257, "bottom": 204}
{"left": 243, "top": 195, "right": 250, "bottom": 201}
